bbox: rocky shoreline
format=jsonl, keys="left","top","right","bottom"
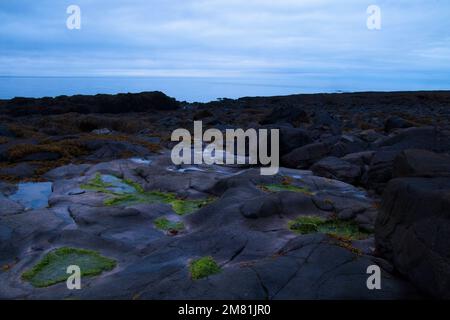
{"left": 1, "top": 91, "right": 449, "bottom": 299}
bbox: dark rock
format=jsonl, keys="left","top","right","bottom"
{"left": 376, "top": 177, "right": 450, "bottom": 298}
{"left": 0, "top": 91, "right": 179, "bottom": 117}
{"left": 44, "top": 164, "right": 90, "bottom": 180}
{"left": 83, "top": 140, "right": 150, "bottom": 161}
{"left": 0, "top": 125, "right": 15, "bottom": 138}
{"left": 0, "top": 143, "right": 13, "bottom": 162}
{"left": 260, "top": 105, "right": 309, "bottom": 126}
{"left": 329, "top": 135, "right": 368, "bottom": 158}
{"left": 384, "top": 116, "right": 415, "bottom": 132}
{"left": 342, "top": 151, "right": 375, "bottom": 167}
{"left": 393, "top": 149, "right": 450, "bottom": 178}
{"left": 278, "top": 127, "right": 313, "bottom": 155}
{"left": 21, "top": 151, "right": 61, "bottom": 161}
{"left": 282, "top": 142, "right": 329, "bottom": 169}
{"left": 0, "top": 198, "right": 24, "bottom": 216}
{"left": 361, "top": 150, "right": 398, "bottom": 192}
{"left": 240, "top": 194, "right": 281, "bottom": 219}
{"left": 267, "top": 235, "right": 419, "bottom": 299}
{"left": 358, "top": 129, "right": 385, "bottom": 143}
{"left": 0, "top": 182, "right": 17, "bottom": 196}
{"left": 0, "top": 163, "right": 36, "bottom": 179}
{"left": 376, "top": 127, "right": 450, "bottom": 153}
{"left": 313, "top": 111, "right": 342, "bottom": 135}
{"left": 363, "top": 127, "right": 450, "bottom": 191}
{"left": 137, "top": 135, "right": 162, "bottom": 144}
{"left": 311, "top": 156, "right": 362, "bottom": 184}
{"left": 193, "top": 109, "right": 213, "bottom": 120}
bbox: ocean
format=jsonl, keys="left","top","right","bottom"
{"left": 0, "top": 76, "right": 448, "bottom": 103}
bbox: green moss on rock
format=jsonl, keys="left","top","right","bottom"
{"left": 262, "top": 184, "right": 314, "bottom": 195}
{"left": 170, "top": 198, "right": 213, "bottom": 215}
{"left": 22, "top": 247, "right": 116, "bottom": 288}
{"left": 80, "top": 173, "right": 113, "bottom": 192}
{"left": 81, "top": 173, "right": 214, "bottom": 215}
{"left": 189, "top": 256, "right": 221, "bottom": 280}
{"left": 154, "top": 217, "right": 184, "bottom": 232}
{"left": 288, "top": 215, "right": 370, "bottom": 240}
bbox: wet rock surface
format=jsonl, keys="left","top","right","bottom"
{"left": 1, "top": 91, "right": 449, "bottom": 299}
{"left": 0, "top": 155, "right": 419, "bottom": 299}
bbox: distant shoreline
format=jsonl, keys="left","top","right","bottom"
{"left": 1, "top": 90, "right": 450, "bottom": 118}
{"left": 1, "top": 89, "right": 450, "bottom": 104}
{"left": 2, "top": 76, "right": 449, "bottom": 103}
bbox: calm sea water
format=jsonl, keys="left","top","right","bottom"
{"left": 0, "top": 76, "right": 326, "bottom": 102}
{"left": 0, "top": 76, "right": 448, "bottom": 103}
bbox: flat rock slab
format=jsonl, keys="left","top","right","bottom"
{"left": 0, "top": 155, "right": 422, "bottom": 299}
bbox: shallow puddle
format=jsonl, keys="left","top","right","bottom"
{"left": 8, "top": 182, "right": 52, "bottom": 210}
{"left": 100, "top": 174, "right": 136, "bottom": 194}
{"left": 167, "top": 166, "right": 207, "bottom": 174}
{"left": 167, "top": 164, "right": 245, "bottom": 176}
{"left": 129, "top": 158, "right": 153, "bottom": 165}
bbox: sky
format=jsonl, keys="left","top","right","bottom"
{"left": 0, "top": 0, "right": 450, "bottom": 100}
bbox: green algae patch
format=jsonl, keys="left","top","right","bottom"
{"left": 104, "top": 190, "right": 213, "bottom": 215}
{"left": 81, "top": 173, "right": 215, "bottom": 215}
{"left": 189, "top": 256, "right": 221, "bottom": 280}
{"left": 288, "top": 215, "right": 370, "bottom": 240}
{"left": 170, "top": 198, "right": 214, "bottom": 215}
{"left": 104, "top": 192, "right": 167, "bottom": 207}
{"left": 122, "top": 178, "right": 145, "bottom": 193}
{"left": 154, "top": 217, "right": 184, "bottom": 232}
{"left": 22, "top": 247, "right": 116, "bottom": 288}
{"left": 80, "top": 173, "right": 113, "bottom": 192}
{"left": 262, "top": 184, "right": 314, "bottom": 195}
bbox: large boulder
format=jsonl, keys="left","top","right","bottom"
{"left": 260, "top": 105, "right": 309, "bottom": 126}
{"left": 384, "top": 116, "right": 415, "bottom": 132}
{"left": 329, "top": 135, "right": 368, "bottom": 158}
{"left": 278, "top": 127, "right": 313, "bottom": 155}
{"left": 376, "top": 177, "right": 450, "bottom": 298}
{"left": 312, "top": 111, "right": 342, "bottom": 135}
{"left": 281, "top": 142, "right": 329, "bottom": 169}
{"left": 363, "top": 127, "right": 450, "bottom": 192}
{"left": 358, "top": 129, "right": 385, "bottom": 143}
{"left": 393, "top": 149, "right": 450, "bottom": 178}
{"left": 342, "top": 151, "right": 375, "bottom": 167}
{"left": 311, "top": 156, "right": 362, "bottom": 185}
{"left": 376, "top": 127, "right": 450, "bottom": 153}
{"left": 361, "top": 150, "right": 398, "bottom": 192}
{"left": 261, "top": 125, "right": 312, "bottom": 156}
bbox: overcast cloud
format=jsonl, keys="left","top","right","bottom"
{"left": 0, "top": 0, "right": 449, "bottom": 93}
